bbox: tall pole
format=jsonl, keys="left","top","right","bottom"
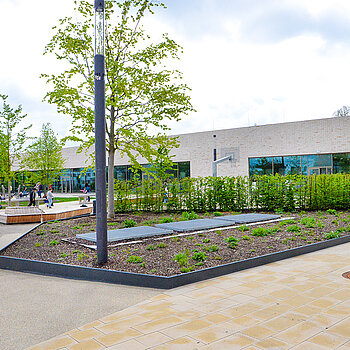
{"left": 94, "top": 0, "right": 107, "bottom": 264}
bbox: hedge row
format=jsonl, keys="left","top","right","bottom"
{"left": 114, "top": 174, "right": 350, "bottom": 213}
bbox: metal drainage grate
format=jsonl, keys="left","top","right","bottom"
{"left": 342, "top": 272, "right": 350, "bottom": 279}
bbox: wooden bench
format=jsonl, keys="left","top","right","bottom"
{"left": 10, "top": 197, "right": 45, "bottom": 207}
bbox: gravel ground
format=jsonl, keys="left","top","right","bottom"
{"left": 2, "top": 210, "right": 350, "bottom": 276}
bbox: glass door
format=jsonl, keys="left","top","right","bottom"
{"left": 308, "top": 167, "right": 332, "bottom": 176}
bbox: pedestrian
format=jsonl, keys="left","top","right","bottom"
{"left": 28, "top": 188, "right": 37, "bottom": 207}
{"left": 38, "top": 182, "right": 43, "bottom": 198}
{"left": 46, "top": 189, "right": 54, "bottom": 209}
{"left": 83, "top": 183, "right": 91, "bottom": 202}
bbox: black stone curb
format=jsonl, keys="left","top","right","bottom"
{"left": 1, "top": 234, "right": 350, "bottom": 289}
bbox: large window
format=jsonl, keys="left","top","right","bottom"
{"left": 249, "top": 152, "right": 350, "bottom": 177}
{"left": 333, "top": 153, "right": 350, "bottom": 174}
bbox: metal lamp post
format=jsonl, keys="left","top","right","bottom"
{"left": 94, "top": 0, "right": 107, "bottom": 264}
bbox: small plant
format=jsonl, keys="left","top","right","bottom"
{"left": 180, "top": 266, "right": 194, "bottom": 273}
{"left": 181, "top": 211, "right": 199, "bottom": 220}
{"left": 49, "top": 239, "right": 59, "bottom": 246}
{"left": 242, "top": 235, "right": 250, "bottom": 240}
{"left": 150, "top": 269, "right": 157, "bottom": 274}
{"left": 226, "top": 236, "right": 240, "bottom": 248}
{"left": 282, "top": 239, "right": 288, "bottom": 244}
{"left": 159, "top": 217, "right": 174, "bottom": 223}
{"left": 251, "top": 249, "right": 256, "bottom": 252}
{"left": 238, "top": 225, "right": 249, "bottom": 232}
{"left": 324, "top": 231, "right": 340, "bottom": 240}
{"left": 317, "top": 222, "right": 325, "bottom": 228}
{"left": 127, "top": 255, "right": 143, "bottom": 263}
{"left": 72, "top": 225, "right": 82, "bottom": 230}
{"left": 251, "top": 227, "right": 268, "bottom": 237}
{"left": 140, "top": 262, "right": 146, "bottom": 267}
{"left": 77, "top": 252, "right": 89, "bottom": 260}
{"left": 285, "top": 219, "right": 297, "bottom": 224}
{"left": 213, "top": 211, "right": 223, "bottom": 216}
{"left": 60, "top": 253, "right": 68, "bottom": 258}
{"left": 299, "top": 217, "right": 316, "bottom": 228}
{"left": 107, "top": 222, "right": 119, "bottom": 226}
{"left": 332, "top": 219, "right": 339, "bottom": 226}
{"left": 36, "top": 230, "right": 45, "bottom": 236}
{"left": 286, "top": 225, "right": 301, "bottom": 233}
{"left": 173, "top": 252, "right": 188, "bottom": 267}
{"left": 203, "top": 238, "right": 210, "bottom": 243}
{"left": 172, "top": 237, "right": 179, "bottom": 242}
{"left": 157, "top": 242, "right": 167, "bottom": 248}
{"left": 191, "top": 252, "right": 207, "bottom": 261}
{"left": 109, "top": 253, "right": 116, "bottom": 257}
{"left": 146, "top": 244, "right": 156, "bottom": 251}
{"left": 122, "top": 219, "right": 137, "bottom": 228}
{"left": 327, "top": 209, "right": 337, "bottom": 215}
{"left": 216, "top": 230, "right": 222, "bottom": 236}
{"left": 185, "top": 236, "right": 194, "bottom": 240}
{"left": 214, "top": 256, "right": 222, "bottom": 260}
{"left": 34, "top": 242, "right": 42, "bottom": 247}
{"left": 204, "top": 245, "right": 219, "bottom": 252}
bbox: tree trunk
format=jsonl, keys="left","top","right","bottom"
{"left": 107, "top": 147, "right": 115, "bottom": 219}
{"left": 8, "top": 180, "right": 11, "bottom": 206}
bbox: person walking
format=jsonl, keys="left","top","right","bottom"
{"left": 46, "top": 189, "right": 54, "bottom": 209}
{"left": 28, "top": 188, "right": 37, "bottom": 207}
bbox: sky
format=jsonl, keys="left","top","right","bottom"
{"left": 2, "top": 0, "right": 350, "bottom": 140}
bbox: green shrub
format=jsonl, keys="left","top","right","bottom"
{"left": 203, "top": 238, "right": 210, "bottom": 243}
{"left": 242, "top": 235, "right": 250, "bottom": 240}
{"left": 159, "top": 217, "right": 174, "bottom": 223}
{"left": 34, "top": 242, "right": 42, "bottom": 247}
{"left": 157, "top": 242, "right": 167, "bottom": 248}
{"left": 286, "top": 225, "right": 301, "bottom": 233}
{"left": 204, "top": 245, "right": 219, "bottom": 252}
{"left": 299, "top": 217, "right": 316, "bottom": 228}
{"left": 173, "top": 252, "right": 188, "bottom": 267}
{"left": 127, "top": 255, "right": 143, "bottom": 263}
{"left": 238, "top": 225, "right": 249, "bottom": 232}
{"left": 181, "top": 211, "right": 199, "bottom": 220}
{"left": 213, "top": 211, "right": 223, "bottom": 216}
{"left": 180, "top": 266, "right": 194, "bottom": 273}
{"left": 146, "top": 244, "right": 156, "bottom": 251}
{"left": 327, "top": 209, "right": 337, "bottom": 215}
{"left": 49, "top": 239, "right": 59, "bottom": 246}
{"left": 122, "top": 219, "right": 137, "bottom": 228}
{"left": 191, "top": 252, "right": 207, "bottom": 261}
{"left": 324, "top": 231, "right": 340, "bottom": 240}
{"left": 251, "top": 228, "right": 268, "bottom": 237}
{"left": 226, "top": 236, "right": 240, "bottom": 248}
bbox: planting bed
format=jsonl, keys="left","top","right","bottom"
{"left": 2, "top": 210, "right": 350, "bottom": 277}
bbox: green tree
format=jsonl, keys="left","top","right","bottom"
{"left": 42, "top": 0, "right": 194, "bottom": 218}
{"left": 21, "top": 123, "right": 65, "bottom": 190}
{"left": 0, "top": 94, "right": 31, "bottom": 203}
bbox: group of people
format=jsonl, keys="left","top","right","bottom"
{"left": 28, "top": 182, "right": 54, "bottom": 208}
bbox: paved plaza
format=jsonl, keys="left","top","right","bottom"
{"left": 24, "top": 242, "right": 350, "bottom": 350}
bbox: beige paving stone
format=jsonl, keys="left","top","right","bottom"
{"left": 255, "top": 337, "right": 289, "bottom": 349}
{"left": 99, "top": 309, "right": 140, "bottom": 323}
{"left": 303, "top": 285, "right": 337, "bottom": 298}
{"left": 160, "top": 319, "right": 212, "bottom": 338}
{"left": 149, "top": 294, "right": 171, "bottom": 302}
{"left": 276, "top": 311, "right": 306, "bottom": 323}
{"left": 190, "top": 324, "right": 235, "bottom": 344}
{"left": 294, "top": 304, "right": 323, "bottom": 316}
{"left": 150, "top": 336, "right": 203, "bottom": 350}
{"left": 173, "top": 309, "right": 205, "bottom": 320}
{"left": 96, "top": 328, "right": 143, "bottom": 347}
{"left": 27, "top": 335, "right": 77, "bottom": 350}
{"left": 241, "top": 324, "right": 275, "bottom": 340}
{"left": 322, "top": 303, "right": 350, "bottom": 317}
{"left": 262, "top": 315, "right": 300, "bottom": 332}
{"left": 223, "top": 302, "right": 262, "bottom": 318}
{"left": 227, "top": 315, "right": 260, "bottom": 329}
{"left": 290, "top": 342, "right": 330, "bottom": 350}
{"left": 78, "top": 321, "right": 105, "bottom": 331}
{"left": 281, "top": 294, "right": 315, "bottom": 307}
{"left": 308, "top": 313, "right": 343, "bottom": 328}
{"left": 132, "top": 316, "right": 185, "bottom": 334}
{"left": 105, "top": 339, "right": 146, "bottom": 350}
{"left": 135, "top": 331, "right": 173, "bottom": 347}
{"left": 308, "top": 331, "right": 348, "bottom": 348}
{"left": 203, "top": 333, "right": 255, "bottom": 349}
{"left": 96, "top": 315, "right": 149, "bottom": 334}
{"left": 275, "top": 320, "right": 323, "bottom": 344}
{"left": 70, "top": 329, "right": 104, "bottom": 342}
{"left": 327, "top": 317, "right": 350, "bottom": 338}
{"left": 269, "top": 288, "right": 299, "bottom": 300}
{"left": 69, "top": 339, "right": 105, "bottom": 350}
{"left": 199, "top": 312, "right": 232, "bottom": 324}
{"left": 255, "top": 295, "right": 277, "bottom": 305}
{"left": 293, "top": 282, "right": 321, "bottom": 292}
{"left": 308, "top": 297, "right": 339, "bottom": 309}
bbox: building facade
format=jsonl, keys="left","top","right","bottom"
{"left": 16, "top": 116, "right": 350, "bottom": 192}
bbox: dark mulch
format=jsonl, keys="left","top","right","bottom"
{"left": 2, "top": 210, "right": 350, "bottom": 276}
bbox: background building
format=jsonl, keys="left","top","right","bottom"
{"left": 14, "top": 116, "right": 350, "bottom": 192}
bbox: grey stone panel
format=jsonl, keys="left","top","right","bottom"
{"left": 155, "top": 219, "right": 232, "bottom": 233}
{"left": 76, "top": 226, "right": 173, "bottom": 242}
{"left": 217, "top": 213, "right": 281, "bottom": 224}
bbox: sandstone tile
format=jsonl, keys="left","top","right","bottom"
{"left": 199, "top": 312, "right": 232, "bottom": 324}
{"left": 150, "top": 336, "right": 203, "bottom": 350}
{"left": 96, "top": 328, "right": 142, "bottom": 347}
{"left": 308, "top": 331, "right": 348, "bottom": 348}
{"left": 96, "top": 315, "right": 149, "bottom": 334}
{"left": 241, "top": 324, "right": 275, "bottom": 340}
{"left": 262, "top": 315, "right": 300, "bottom": 332}
{"left": 327, "top": 317, "right": 350, "bottom": 338}
{"left": 160, "top": 319, "right": 212, "bottom": 338}
{"left": 275, "top": 320, "right": 322, "bottom": 344}
{"left": 133, "top": 316, "right": 184, "bottom": 334}
{"left": 105, "top": 339, "right": 146, "bottom": 350}
{"left": 70, "top": 328, "right": 104, "bottom": 342}
{"left": 308, "top": 298, "right": 339, "bottom": 309}
{"left": 202, "top": 333, "right": 255, "bottom": 349}
{"left": 69, "top": 339, "right": 104, "bottom": 350}
{"left": 78, "top": 320, "right": 104, "bottom": 331}
{"left": 136, "top": 331, "right": 173, "bottom": 347}
{"left": 255, "top": 337, "right": 289, "bottom": 349}
{"left": 26, "top": 336, "right": 77, "bottom": 350}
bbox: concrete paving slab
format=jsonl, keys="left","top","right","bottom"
{"left": 76, "top": 226, "right": 174, "bottom": 242}
{"left": 155, "top": 218, "right": 233, "bottom": 232}
{"left": 217, "top": 213, "right": 281, "bottom": 224}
